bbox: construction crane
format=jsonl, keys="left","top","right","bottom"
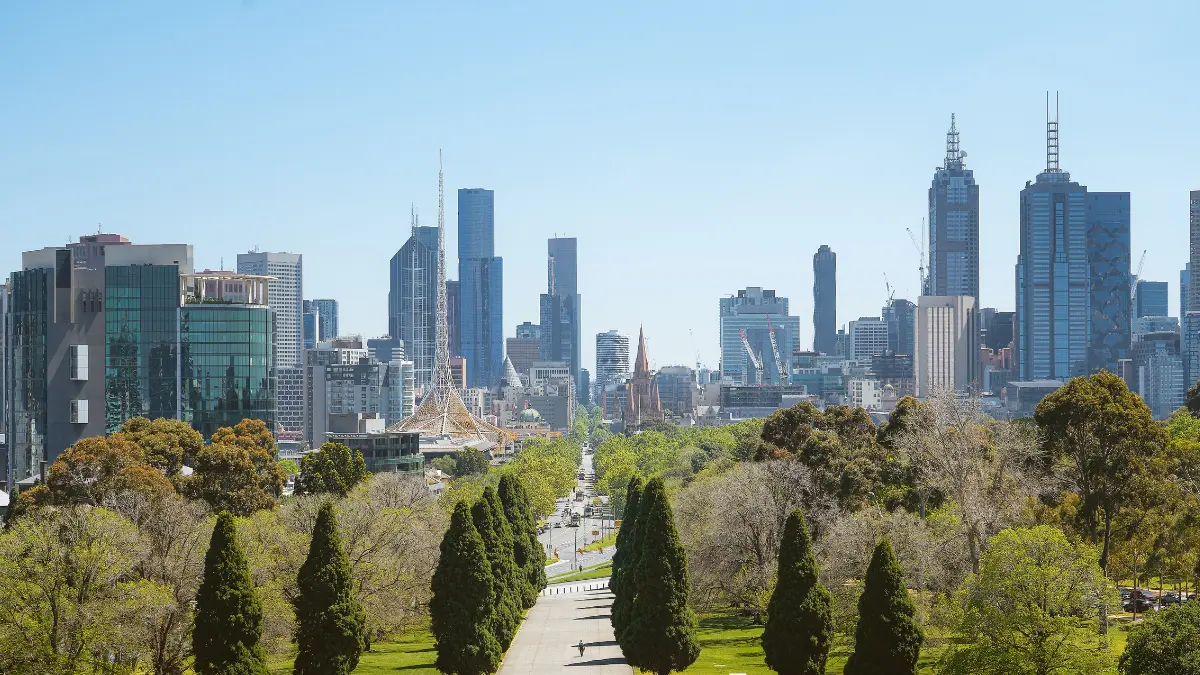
{"left": 739, "top": 328, "right": 763, "bottom": 385}
{"left": 689, "top": 328, "right": 701, "bottom": 373}
{"left": 766, "top": 317, "right": 787, "bottom": 384}
{"left": 1130, "top": 249, "right": 1148, "bottom": 311}
{"left": 883, "top": 273, "right": 896, "bottom": 306}
{"left": 906, "top": 219, "right": 928, "bottom": 296}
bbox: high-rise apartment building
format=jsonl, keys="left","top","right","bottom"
{"left": 237, "top": 250, "right": 303, "bottom": 434}
{"left": 458, "top": 188, "right": 503, "bottom": 387}
{"left": 847, "top": 317, "right": 890, "bottom": 362}
{"left": 719, "top": 287, "right": 800, "bottom": 385}
{"left": 302, "top": 300, "right": 320, "bottom": 350}
{"left": 1135, "top": 280, "right": 1169, "bottom": 318}
{"left": 389, "top": 226, "right": 439, "bottom": 389}
{"left": 309, "top": 299, "right": 338, "bottom": 340}
{"left": 1015, "top": 101, "right": 1130, "bottom": 380}
{"left": 813, "top": 245, "right": 837, "bottom": 354}
{"left": 928, "top": 115, "right": 980, "bottom": 302}
{"left": 595, "top": 330, "right": 631, "bottom": 388}
{"left": 539, "top": 238, "right": 582, "bottom": 398}
{"left": 915, "top": 295, "right": 980, "bottom": 397}
{"left": 1131, "top": 331, "right": 1184, "bottom": 419}
{"left": 1190, "top": 191, "right": 1200, "bottom": 313}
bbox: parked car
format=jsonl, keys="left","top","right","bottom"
{"left": 1124, "top": 590, "right": 1154, "bottom": 613}
{"left": 1161, "top": 591, "right": 1183, "bottom": 605}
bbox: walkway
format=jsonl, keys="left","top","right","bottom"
{"left": 498, "top": 578, "right": 633, "bottom": 675}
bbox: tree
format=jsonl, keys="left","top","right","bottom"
{"left": 471, "top": 489, "right": 523, "bottom": 651}
{"left": 843, "top": 538, "right": 922, "bottom": 675}
{"left": 293, "top": 501, "right": 365, "bottom": 675}
{"left": 940, "top": 527, "right": 1116, "bottom": 675}
{"left": 1119, "top": 598, "right": 1200, "bottom": 675}
{"left": 117, "top": 416, "right": 204, "bottom": 476}
{"left": 44, "top": 435, "right": 176, "bottom": 506}
{"left": 182, "top": 441, "right": 284, "bottom": 516}
{"left": 296, "top": 442, "right": 368, "bottom": 497}
{"left": 1186, "top": 379, "right": 1200, "bottom": 417}
{"left": 498, "top": 474, "right": 544, "bottom": 608}
{"left": 278, "top": 459, "right": 300, "bottom": 476}
{"left": 611, "top": 476, "right": 643, "bottom": 640}
{"left": 762, "top": 510, "right": 833, "bottom": 675}
{"left": 453, "top": 448, "right": 490, "bottom": 477}
{"left": 1036, "top": 371, "right": 1168, "bottom": 571}
{"left": 0, "top": 505, "right": 172, "bottom": 673}
{"left": 430, "top": 501, "right": 502, "bottom": 675}
{"left": 193, "top": 511, "right": 269, "bottom": 675}
{"left": 621, "top": 478, "right": 700, "bottom": 675}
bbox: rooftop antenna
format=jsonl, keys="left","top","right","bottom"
{"left": 944, "top": 113, "right": 963, "bottom": 169}
{"left": 1046, "top": 91, "right": 1060, "bottom": 172}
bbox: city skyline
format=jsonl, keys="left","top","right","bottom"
{"left": 5, "top": 3, "right": 1200, "bottom": 372}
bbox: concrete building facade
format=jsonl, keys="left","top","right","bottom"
{"left": 915, "top": 295, "right": 980, "bottom": 397}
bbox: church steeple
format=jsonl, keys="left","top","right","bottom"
{"left": 634, "top": 325, "right": 650, "bottom": 374}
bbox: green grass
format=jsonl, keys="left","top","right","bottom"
{"left": 548, "top": 559, "right": 612, "bottom": 583}
{"left": 266, "top": 631, "right": 438, "bottom": 674}
{"left": 583, "top": 530, "right": 617, "bottom": 552}
{"left": 675, "top": 613, "right": 1132, "bottom": 674}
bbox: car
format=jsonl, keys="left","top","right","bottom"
{"left": 554, "top": 522, "right": 563, "bottom": 528}
{"left": 1161, "top": 591, "right": 1183, "bottom": 605}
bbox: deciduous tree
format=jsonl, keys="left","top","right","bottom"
{"left": 295, "top": 442, "right": 368, "bottom": 497}
{"left": 117, "top": 416, "right": 204, "bottom": 476}
{"left": 182, "top": 441, "right": 284, "bottom": 516}
{"left": 1119, "top": 598, "right": 1200, "bottom": 675}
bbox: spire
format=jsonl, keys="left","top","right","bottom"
{"left": 634, "top": 325, "right": 649, "bottom": 374}
{"left": 1046, "top": 91, "right": 1060, "bottom": 173}
{"left": 944, "top": 113, "right": 963, "bottom": 169}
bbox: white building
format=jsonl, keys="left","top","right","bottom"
{"left": 848, "top": 378, "right": 883, "bottom": 411}
{"left": 914, "top": 296, "right": 980, "bottom": 397}
{"left": 846, "top": 317, "right": 889, "bottom": 362}
{"left": 595, "top": 330, "right": 631, "bottom": 388}
{"left": 238, "top": 250, "right": 304, "bottom": 434}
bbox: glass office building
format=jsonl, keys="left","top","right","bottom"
{"left": 458, "top": 188, "right": 504, "bottom": 387}
{"left": 6, "top": 268, "right": 50, "bottom": 485}
{"left": 104, "top": 265, "right": 181, "bottom": 432}
{"left": 1085, "top": 192, "right": 1131, "bottom": 374}
{"left": 179, "top": 304, "right": 274, "bottom": 440}
{"left": 928, "top": 115, "right": 980, "bottom": 301}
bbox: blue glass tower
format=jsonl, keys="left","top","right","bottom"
{"left": 457, "top": 188, "right": 503, "bottom": 388}
{"left": 1135, "top": 280, "right": 1169, "bottom": 318}
{"left": 1015, "top": 99, "right": 1130, "bottom": 380}
{"left": 928, "top": 115, "right": 980, "bottom": 302}
{"left": 539, "top": 237, "right": 582, "bottom": 398}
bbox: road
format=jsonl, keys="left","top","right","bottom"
{"left": 497, "top": 578, "right": 631, "bottom": 675}
{"left": 539, "top": 449, "right": 617, "bottom": 576}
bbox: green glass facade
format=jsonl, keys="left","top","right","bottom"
{"left": 6, "top": 269, "right": 49, "bottom": 484}
{"left": 180, "top": 305, "right": 274, "bottom": 439}
{"left": 104, "top": 265, "right": 181, "bottom": 432}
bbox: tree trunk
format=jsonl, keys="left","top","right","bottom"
{"left": 1099, "top": 510, "right": 1113, "bottom": 572}
{"left": 967, "top": 525, "right": 981, "bottom": 575}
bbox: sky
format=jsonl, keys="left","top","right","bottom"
{"left": 4, "top": 1, "right": 1200, "bottom": 375}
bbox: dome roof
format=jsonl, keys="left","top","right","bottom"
{"left": 518, "top": 407, "right": 543, "bottom": 423}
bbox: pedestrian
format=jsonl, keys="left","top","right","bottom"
{"left": 576, "top": 640, "right": 586, "bottom": 657}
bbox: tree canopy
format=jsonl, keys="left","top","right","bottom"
{"left": 296, "top": 442, "right": 369, "bottom": 496}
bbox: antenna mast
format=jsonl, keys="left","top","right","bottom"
{"left": 433, "top": 149, "right": 451, "bottom": 391}
{"left": 944, "top": 113, "right": 962, "bottom": 169}
{"left": 1046, "top": 91, "right": 1060, "bottom": 172}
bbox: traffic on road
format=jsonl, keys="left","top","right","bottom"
{"left": 539, "top": 447, "right": 616, "bottom": 576}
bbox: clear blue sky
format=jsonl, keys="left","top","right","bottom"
{"left": 3, "top": 1, "right": 1199, "bottom": 373}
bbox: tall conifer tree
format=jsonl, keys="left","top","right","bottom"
{"left": 293, "top": 501, "right": 366, "bottom": 675}
{"left": 193, "top": 511, "right": 269, "bottom": 675}
{"left": 762, "top": 510, "right": 833, "bottom": 675}
{"left": 844, "top": 538, "right": 923, "bottom": 675}
{"left": 621, "top": 478, "right": 700, "bottom": 675}
{"left": 611, "top": 476, "right": 643, "bottom": 640}
{"left": 472, "top": 488, "right": 523, "bottom": 651}
{"left": 431, "top": 501, "right": 502, "bottom": 675}
{"left": 499, "top": 474, "right": 545, "bottom": 607}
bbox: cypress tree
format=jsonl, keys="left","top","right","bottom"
{"left": 610, "top": 476, "right": 643, "bottom": 640}
{"left": 762, "top": 510, "right": 833, "bottom": 675}
{"left": 498, "top": 474, "right": 545, "bottom": 607}
{"left": 293, "top": 501, "right": 366, "bottom": 675}
{"left": 843, "top": 538, "right": 923, "bottom": 675}
{"left": 472, "top": 488, "right": 523, "bottom": 651}
{"left": 193, "top": 511, "right": 268, "bottom": 675}
{"left": 621, "top": 478, "right": 700, "bottom": 675}
{"left": 431, "top": 501, "right": 502, "bottom": 675}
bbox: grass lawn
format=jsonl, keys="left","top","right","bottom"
{"left": 584, "top": 530, "right": 617, "bottom": 552}
{"left": 548, "top": 560, "right": 612, "bottom": 583}
{"left": 676, "top": 613, "right": 1132, "bottom": 674}
{"left": 266, "top": 631, "right": 438, "bottom": 674}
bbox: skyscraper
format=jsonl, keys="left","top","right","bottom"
{"left": 539, "top": 237, "right": 582, "bottom": 398}
{"left": 1135, "top": 280, "right": 1169, "bottom": 318}
{"left": 846, "top": 317, "right": 890, "bottom": 362}
{"left": 238, "top": 250, "right": 303, "bottom": 434}
{"left": 813, "top": 245, "right": 836, "bottom": 354}
{"left": 389, "top": 225, "right": 439, "bottom": 389}
{"left": 1015, "top": 97, "right": 1130, "bottom": 380}
{"left": 915, "top": 295, "right": 980, "bottom": 397}
{"left": 882, "top": 299, "right": 916, "bottom": 356}
{"left": 457, "top": 188, "right": 503, "bottom": 388}
{"left": 595, "top": 330, "right": 631, "bottom": 388}
{"left": 1191, "top": 191, "right": 1200, "bottom": 312}
{"left": 309, "top": 299, "right": 339, "bottom": 340}
{"left": 719, "top": 287, "right": 800, "bottom": 385}
{"left": 1181, "top": 264, "right": 1190, "bottom": 319}
{"left": 928, "top": 115, "right": 980, "bottom": 302}
{"left": 506, "top": 322, "right": 541, "bottom": 382}
{"left": 302, "top": 300, "right": 319, "bottom": 350}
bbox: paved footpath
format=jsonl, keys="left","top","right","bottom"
{"left": 498, "top": 578, "right": 633, "bottom": 675}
